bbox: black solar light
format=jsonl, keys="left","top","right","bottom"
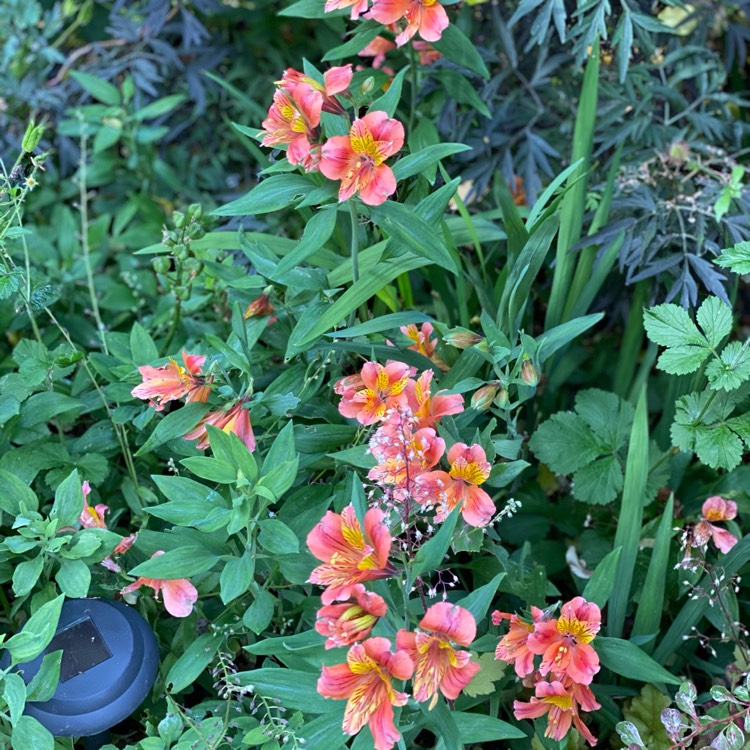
{"left": 6, "top": 598, "right": 158, "bottom": 747}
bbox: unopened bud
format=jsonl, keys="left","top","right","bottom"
{"left": 471, "top": 382, "right": 499, "bottom": 411}
{"left": 173, "top": 211, "right": 187, "bottom": 229}
{"left": 153, "top": 256, "right": 171, "bottom": 274}
{"left": 175, "top": 286, "right": 190, "bottom": 301}
{"left": 360, "top": 77, "right": 375, "bottom": 96}
{"left": 188, "top": 203, "right": 203, "bottom": 220}
{"left": 668, "top": 140, "right": 690, "bottom": 167}
{"left": 187, "top": 223, "right": 206, "bottom": 240}
{"left": 520, "top": 357, "right": 539, "bottom": 387}
{"left": 21, "top": 121, "right": 45, "bottom": 153}
{"left": 444, "top": 328, "right": 483, "bottom": 349}
{"left": 244, "top": 293, "right": 274, "bottom": 319}
{"left": 494, "top": 385, "right": 510, "bottom": 408}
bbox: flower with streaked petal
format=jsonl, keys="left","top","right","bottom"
{"left": 320, "top": 111, "right": 404, "bottom": 206}
{"left": 694, "top": 496, "right": 739, "bottom": 553}
{"left": 120, "top": 551, "right": 198, "bottom": 618}
{"left": 369, "top": 0, "right": 449, "bottom": 46}
{"left": 493, "top": 606, "right": 545, "bottom": 678}
{"left": 307, "top": 505, "right": 395, "bottom": 604}
{"left": 318, "top": 637, "right": 414, "bottom": 750}
{"left": 79, "top": 480, "right": 108, "bottom": 529}
{"left": 396, "top": 603, "right": 479, "bottom": 707}
{"left": 405, "top": 370, "right": 463, "bottom": 429}
{"left": 315, "top": 585, "right": 388, "bottom": 648}
{"left": 131, "top": 351, "right": 209, "bottom": 411}
{"left": 325, "top": 0, "right": 369, "bottom": 19}
{"left": 526, "top": 597, "right": 601, "bottom": 685}
{"left": 338, "top": 360, "right": 411, "bottom": 425}
{"left": 359, "top": 36, "right": 397, "bottom": 68}
{"left": 183, "top": 400, "right": 256, "bottom": 453}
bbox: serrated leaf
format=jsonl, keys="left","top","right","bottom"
{"left": 656, "top": 344, "right": 712, "bottom": 375}
{"left": 463, "top": 652, "right": 506, "bottom": 697}
{"left": 528, "top": 412, "right": 602, "bottom": 475}
{"left": 573, "top": 388, "right": 633, "bottom": 449}
{"left": 715, "top": 241, "right": 750, "bottom": 274}
{"left": 694, "top": 425, "right": 743, "bottom": 471}
{"left": 571, "top": 455, "right": 623, "bottom": 505}
{"left": 644, "top": 304, "right": 706, "bottom": 348}
{"left": 706, "top": 341, "right": 750, "bottom": 392}
{"left": 696, "top": 297, "right": 733, "bottom": 348}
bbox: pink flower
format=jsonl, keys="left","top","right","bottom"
{"left": 338, "top": 361, "right": 411, "bottom": 425}
{"left": 318, "top": 637, "right": 414, "bottom": 750}
{"left": 183, "top": 400, "right": 256, "bottom": 453}
{"left": 414, "top": 442, "right": 495, "bottom": 527}
{"left": 307, "top": 505, "right": 395, "bottom": 604}
{"left": 405, "top": 370, "right": 463, "bottom": 429}
{"left": 695, "top": 496, "right": 739, "bottom": 553}
{"left": 120, "top": 551, "right": 198, "bottom": 618}
{"left": 359, "top": 36, "right": 396, "bottom": 68}
{"left": 325, "top": 0, "right": 369, "bottom": 19}
{"left": 320, "top": 111, "right": 404, "bottom": 206}
{"left": 513, "top": 679, "right": 599, "bottom": 746}
{"left": 369, "top": 0, "right": 449, "bottom": 46}
{"left": 402, "top": 323, "right": 436, "bottom": 358}
{"left": 131, "top": 351, "right": 209, "bottom": 411}
{"left": 493, "top": 607, "right": 545, "bottom": 678}
{"left": 396, "top": 603, "right": 479, "bottom": 707}
{"left": 526, "top": 597, "right": 601, "bottom": 685}
{"left": 278, "top": 65, "right": 353, "bottom": 114}
{"left": 315, "top": 585, "right": 388, "bottom": 648}
{"left": 261, "top": 84, "right": 323, "bottom": 170}
{"left": 79, "top": 480, "right": 108, "bottom": 529}
{"left": 101, "top": 533, "right": 138, "bottom": 574}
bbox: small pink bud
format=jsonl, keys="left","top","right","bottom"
{"left": 471, "top": 383, "right": 499, "bottom": 411}
{"left": 444, "top": 329, "right": 483, "bottom": 349}
{"left": 521, "top": 357, "right": 539, "bottom": 387}
{"left": 244, "top": 293, "right": 274, "bottom": 319}
{"left": 494, "top": 385, "right": 510, "bottom": 408}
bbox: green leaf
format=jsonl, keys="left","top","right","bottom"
{"left": 582, "top": 546, "right": 623, "bottom": 608}
{"left": 258, "top": 519, "right": 300, "bottom": 555}
{"left": 369, "top": 68, "right": 408, "bottom": 118}
{"left": 392, "top": 144, "right": 471, "bottom": 182}
{"left": 12, "top": 554, "right": 44, "bottom": 597}
{"left": 24, "top": 650, "right": 62, "bottom": 703}
{"left": 232, "top": 669, "right": 338, "bottom": 713}
{"left": 134, "top": 94, "right": 187, "bottom": 121}
{"left": 462, "top": 652, "right": 506, "bottom": 698}
{"left": 694, "top": 424, "right": 743, "bottom": 470}
{"left": 0, "top": 468, "right": 39, "bottom": 515}
{"left": 411, "top": 506, "right": 460, "bottom": 578}
{"left": 243, "top": 585, "right": 277, "bottom": 634}
{"left": 11, "top": 715, "right": 54, "bottom": 750}
{"left": 574, "top": 388, "right": 633, "bottom": 448}
{"left": 180, "top": 455, "right": 237, "bottom": 484}
{"left": 321, "top": 23, "right": 380, "bottom": 52}
{"left": 135, "top": 403, "right": 211, "bottom": 456}
{"left": 457, "top": 573, "right": 505, "bottom": 621}
{"left": 220, "top": 553, "right": 255, "bottom": 604}
{"left": 632, "top": 495, "right": 674, "bottom": 648}
{"left": 421, "top": 698, "right": 462, "bottom": 750}
{"left": 327, "top": 312, "right": 432, "bottom": 338}
{"left": 213, "top": 175, "right": 315, "bottom": 217}
{"left": 50, "top": 469, "right": 82, "bottom": 528}
{"left": 56, "top": 558, "right": 91, "bottom": 598}
{"left": 452, "top": 712, "right": 526, "bottom": 741}
{"left": 715, "top": 240, "right": 750, "bottom": 274}
{"left": 607, "top": 389, "right": 649, "bottom": 637}
{"left": 5, "top": 594, "right": 65, "bottom": 663}
{"left": 536, "top": 313, "right": 604, "bottom": 363}
{"left": 130, "top": 322, "right": 160, "bottom": 365}
{"left": 696, "top": 296, "right": 733, "bottom": 348}
{"left": 128, "top": 546, "right": 219, "bottom": 579}
{"left": 596, "top": 636, "right": 680, "bottom": 684}
{"left": 621, "top": 685, "right": 672, "bottom": 750}
{"left": 706, "top": 341, "right": 750, "bottom": 391}
{"left": 275, "top": 208, "right": 338, "bottom": 275}
{"left": 369, "top": 201, "right": 459, "bottom": 274}
{"left": 528, "top": 412, "right": 602, "bottom": 475}
{"left": 656, "top": 344, "right": 713, "bottom": 375}
{"left": 571, "top": 455, "right": 623, "bottom": 505}
{"left": 643, "top": 303, "right": 709, "bottom": 373}
{"left": 69, "top": 70, "right": 121, "bottom": 106}
{"left": 166, "top": 632, "right": 223, "bottom": 693}
{"left": 3, "top": 671, "right": 26, "bottom": 724}
{"left": 432, "top": 24, "right": 489, "bottom": 78}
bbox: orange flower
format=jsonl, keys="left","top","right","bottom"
{"left": 337, "top": 361, "right": 411, "bottom": 425}
{"left": 369, "top": 0, "right": 449, "bottom": 46}
{"left": 358, "top": 36, "right": 397, "bottom": 68}
{"left": 183, "top": 400, "right": 256, "bottom": 453}
{"left": 307, "top": 505, "right": 394, "bottom": 604}
{"left": 320, "top": 111, "right": 404, "bottom": 205}
{"left": 414, "top": 443, "right": 495, "bottom": 527}
{"left": 405, "top": 370, "right": 464, "bottom": 429}
{"left": 121, "top": 551, "right": 198, "bottom": 618}
{"left": 396, "top": 603, "right": 479, "bottom": 707}
{"left": 78, "top": 480, "right": 108, "bottom": 529}
{"left": 318, "top": 637, "right": 414, "bottom": 750}
{"left": 131, "top": 351, "right": 209, "bottom": 411}
{"left": 493, "top": 607, "right": 545, "bottom": 678}
{"left": 694, "top": 495, "right": 739, "bottom": 553}
{"left": 279, "top": 65, "right": 353, "bottom": 111}
{"left": 315, "top": 585, "right": 388, "bottom": 648}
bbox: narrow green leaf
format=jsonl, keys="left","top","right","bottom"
{"left": 392, "top": 144, "right": 471, "bottom": 182}
{"left": 275, "top": 208, "right": 338, "bottom": 275}
{"left": 135, "top": 403, "right": 210, "bottom": 456}
{"left": 128, "top": 546, "right": 218, "bottom": 579}
{"left": 213, "top": 175, "right": 315, "bottom": 216}
{"left": 166, "top": 632, "right": 223, "bottom": 693}
{"left": 607, "top": 388, "right": 649, "bottom": 637}
{"left": 412, "top": 507, "right": 460, "bottom": 578}
{"left": 456, "top": 573, "right": 505, "bottom": 621}
{"left": 70, "top": 71, "right": 121, "bottom": 106}
{"left": 582, "top": 546, "right": 622, "bottom": 608}
{"left": 432, "top": 24, "right": 489, "bottom": 78}
{"left": 596, "top": 636, "right": 680, "bottom": 684}
{"left": 369, "top": 68, "right": 408, "bottom": 117}
{"left": 50, "top": 469, "right": 82, "bottom": 528}
{"left": 232, "top": 669, "right": 337, "bottom": 713}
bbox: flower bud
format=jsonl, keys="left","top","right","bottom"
{"left": 153, "top": 256, "right": 171, "bottom": 274}
{"left": 175, "top": 286, "right": 190, "bottom": 301}
{"left": 21, "top": 121, "right": 45, "bottom": 153}
{"left": 187, "top": 222, "right": 206, "bottom": 240}
{"left": 471, "top": 382, "right": 499, "bottom": 411}
{"left": 494, "top": 385, "right": 510, "bottom": 408}
{"left": 360, "top": 77, "right": 375, "bottom": 96}
{"left": 173, "top": 211, "right": 187, "bottom": 229}
{"left": 668, "top": 140, "right": 690, "bottom": 167}
{"left": 444, "top": 329, "right": 483, "bottom": 349}
{"left": 188, "top": 203, "right": 203, "bottom": 220}
{"left": 244, "top": 293, "right": 274, "bottom": 319}
{"left": 520, "top": 357, "right": 539, "bottom": 387}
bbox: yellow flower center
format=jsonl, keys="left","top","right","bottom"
{"left": 350, "top": 132, "right": 384, "bottom": 165}
{"left": 449, "top": 459, "right": 489, "bottom": 486}
{"left": 704, "top": 509, "right": 725, "bottom": 522}
{"left": 556, "top": 615, "right": 595, "bottom": 645}
{"left": 542, "top": 694, "right": 573, "bottom": 711}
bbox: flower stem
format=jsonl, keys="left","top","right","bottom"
{"left": 408, "top": 44, "right": 419, "bottom": 134}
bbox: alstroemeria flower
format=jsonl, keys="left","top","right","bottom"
{"left": 396, "top": 603, "right": 479, "bottom": 707}
{"left": 358, "top": 36, "right": 396, "bottom": 68}
{"left": 402, "top": 323, "right": 437, "bottom": 358}
{"left": 316, "top": 585, "right": 388, "bottom": 648}
{"left": 405, "top": 370, "right": 463, "bottom": 429}
{"left": 244, "top": 293, "right": 274, "bottom": 319}
{"left": 527, "top": 597, "right": 601, "bottom": 685}
{"left": 131, "top": 351, "right": 209, "bottom": 411}
{"left": 414, "top": 41, "right": 442, "bottom": 65}
{"left": 183, "top": 400, "right": 256, "bottom": 453}
{"left": 279, "top": 65, "right": 353, "bottom": 109}
{"left": 513, "top": 679, "right": 599, "bottom": 746}
{"left": 261, "top": 83, "right": 323, "bottom": 170}
{"left": 368, "top": 422, "right": 445, "bottom": 500}
{"left": 79, "top": 480, "right": 108, "bottom": 529}
{"left": 120, "top": 551, "right": 198, "bottom": 618}
{"left": 493, "top": 606, "right": 545, "bottom": 678}
{"left": 414, "top": 442, "right": 494, "bottom": 527}
{"left": 694, "top": 496, "right": 739, "bottom": 553}
{"left": 320, "top": 111, "right": 404, "bottom": 206}
{"left": 369, "top": 0, "right": 449, "bottom": 46}
{"left": 307, "top": 505, "right": 395, "bottom": 604}
{"left": 318, "top": 637, "right": 414, "bottom": 750}
{"left": 325, "top": 0, "right": 369, "bottom": 19}
{"left": 338, "top": 361, "right": 411, "bottom": 425}
{"left": 101, "top": 533, "right": 138, "bottom": 573}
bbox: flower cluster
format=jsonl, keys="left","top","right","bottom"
{"left": 493, "top": 597, "right": 602, "bottom": 746}
{"left": 307, "top": 505, "right": 478, "bottom": 749}
{"left": 694, "top": 496, "right": 739, "bottom": 554}
{"left": 131, "top": 350, "right": 255, "bottom": 452}
{"left": 335, "top": 350, "right": 497, "bottom": 528}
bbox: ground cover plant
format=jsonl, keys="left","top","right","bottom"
{"left": 1, "top": 0, "right": 750, "bottom": 749}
